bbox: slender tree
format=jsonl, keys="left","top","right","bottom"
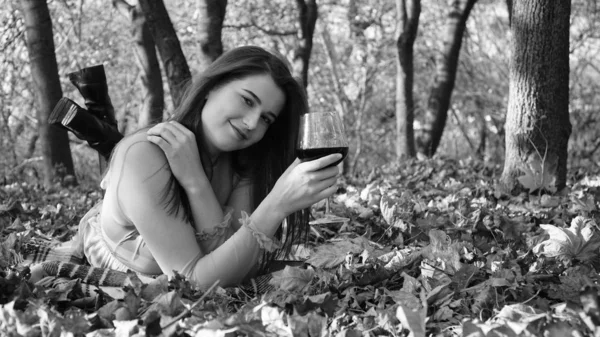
{"left": 197, "top": 0, "right": 227, "bottom": 71}
{"left": 138, "top": 0, "right": 191, "bottom": 108}
{"left": 292, "top": 0, "right": 317, "bottom": 87}
{"left": 113, "top": 0, "right": 164, "bottom": 128}
{"left": 395, "top": 0, "right": 420, "bottom": 158}
{"left": 421, "top": 0, "right": 477, "bottom": 157}
{"left": 500, "top": 0, "right": 571, "bottom": 192}
{"left": 20, "top": 0, "right": 76, "bottom": 187}
{"left": 506, "top": 0, "right": 513, "bottom": 26}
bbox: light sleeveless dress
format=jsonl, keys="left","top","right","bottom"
{"left": 77, "top": 137, "right": 237, "bottom": 279}
{"left": 76, "top": 135, "right": 279, "bottom": 287}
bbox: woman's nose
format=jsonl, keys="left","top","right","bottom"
{"left": 242, "top": 112, "right": 260, "bottom": 130}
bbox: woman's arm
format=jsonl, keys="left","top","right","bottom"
{"left": 116, "top": 141, "right": 286, "bottom": 287}
{"left": 146, "top": 121, "right": 229, "bottom": 253}
{"left": 123, "top": 136, "right": 341, "bottom": 288}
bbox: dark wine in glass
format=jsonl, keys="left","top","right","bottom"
{"left": 297, "top": 112, "right": 349, "bottom": 167}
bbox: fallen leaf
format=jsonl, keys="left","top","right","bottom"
{"left": 269, "top": 266, "right": 314, "bottom": 293}
{"left": 532, "top": 216, "right": 600, "bottom": 263}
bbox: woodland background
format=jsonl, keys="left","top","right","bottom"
{"left": 2, "top": 0, "right": 600, "bottom": 336}
{"left": 1, "top": 0, "right": 597, "bottom": 186}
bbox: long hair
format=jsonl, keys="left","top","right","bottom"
{"left": 161, "top": 46, "right": 309, "bottom": 269}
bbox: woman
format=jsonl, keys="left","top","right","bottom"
{"left": 79, "top": 46, "right": 341, "bottom": 288}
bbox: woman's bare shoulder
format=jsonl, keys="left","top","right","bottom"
{"left": 112, "top": 131, "right": 170, "bottom": 180}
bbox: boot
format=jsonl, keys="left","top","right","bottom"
{"left": 67, "top": 64, "right": 118, "bottom": 126}
{"left": 67, "top": 65, "right": 122, "bottom": 160}
{"left": 49, "top": 98, "right": 123, "bottom": 160}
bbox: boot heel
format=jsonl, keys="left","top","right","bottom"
{"left": 49, "top": 98, "right": 102, "bottom": 141}
{"left": 48, "top": 97, "right": 72, "bottom": 125}
{"left": 49, "top": 98, "right": 86, "bottom": 139}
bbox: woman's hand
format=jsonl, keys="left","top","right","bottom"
{"left": 147, "top": 121, "right": 208, "bottom": 191}
{"left": 268, "top": 154, "right": 342, "bottom": 216}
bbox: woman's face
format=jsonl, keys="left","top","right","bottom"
{"left": 201, "top": 74, "right": 286, "bottom": 156}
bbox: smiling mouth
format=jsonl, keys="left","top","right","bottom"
{"left": 230, "top": 122, "right": 249, "bottom": 140}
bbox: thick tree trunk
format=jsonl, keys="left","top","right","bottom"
{"left": 293, "top": 0, "right": 317, "bottom": 87}
{"left": 20, "top": 0, "right": 76, "bottom": 187}
{"left": 114, "top": 0, "right": 165, "bottom": 128}
{"left": 138, "top": 0, "right": 191, "bottom": 108}
{"left": 197, "top": 0, "right": 227, "bottom": 71}
{"left": 395, "top": 0, "right": 420, "bottom": 159}
{"left": 421, "top": 0, "right": 477, "bottom": 157}
{"left": 500, "top": 0, "right": 571, "bottom": 192}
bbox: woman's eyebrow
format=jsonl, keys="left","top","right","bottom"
{"left": 242, "top": 89, "right": 262, "bottom": 105}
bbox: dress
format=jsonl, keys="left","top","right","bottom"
{"left": 78, "top": 134, "right": 277, "bottom": 287}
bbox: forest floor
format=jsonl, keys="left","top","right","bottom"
{"left": 2, "top": 157, "right": 600, "bottom": 336}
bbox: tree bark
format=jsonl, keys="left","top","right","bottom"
{"left": 20, "top": 0, "right": 76, "bottom": 187}
{"left": 395, "top": 0, "right": 420, "bottom": 159}
{"left": 293, "top": 0, "right": 317, "bottom": 87}
{"left": 138, "top": 0, "right": 191, "bottom": 108}
{"left": 421, "top": 0, "right": 477, "bottom": 157}
{"left": 197, "top": 0, "right": 227, "bottom": 71}
{"left": 113, "top": 0, "right": 165, "bottom": 128}
{"left": 500, "top": 0, "right": 571, "bottom": 192}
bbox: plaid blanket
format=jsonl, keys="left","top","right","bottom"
{"left": 20, "top": 236, "right": 291, "bottom": 297}
{"left": 20, "top": 237, "right": 135, "bottom": 298}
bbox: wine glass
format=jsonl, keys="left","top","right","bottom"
{"left": 297, "top": 111, "right": 349, "bottom": 217}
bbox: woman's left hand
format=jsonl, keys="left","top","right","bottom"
{"left": 147, "top": 121, "right": 208, "bottom": 190}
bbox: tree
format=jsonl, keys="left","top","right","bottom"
{"left": 292, "top": 0, "right": 317, "bottom": 87}
{"left": 197, "top": 0, "right": 227, "bottom": 71}
{"left": 395, "top": 0, "right": 420, "bottom": 159}
{"left": 138, "top": 0, "right": 191, "bottom": 108}
{"left": 20, "top": 0, "right": 76, "bottom": 187}
{"left": 113, "top": 0, "right": 164, "bottom": 128}
{"left": 420, "top": 0, "right": 477, "bottom": 157}
{"left": 500, "top": 0, "right": 571, "bottom": 192}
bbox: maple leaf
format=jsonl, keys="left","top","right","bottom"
{"left": 396, "top": 290, "right": 426, "bottom": 337}
{"left": 306, "top": 237, "right": 372, "bottom": 268}
{"left": 269, "top": 266, "right": 315, "bottom": 293}
{"left": 517, "top": 156, "right": 557, "bottom": 193}
{"left": 532, "top": 216, "right": 600, "bottom": 263}
{"left": 380, "top": 192, "right": 415, "bottom": 232}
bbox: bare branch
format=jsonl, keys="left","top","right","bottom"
{"left": 224, "top": 20, "right": 297, "bottom": 36}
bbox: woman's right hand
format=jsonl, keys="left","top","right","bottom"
{"left": 146, "top": 121, "right": 209, "bottom": 192}
{"left": 268, "top": 154, "right": 342, "bottom": 216}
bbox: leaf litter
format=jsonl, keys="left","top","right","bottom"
{"left": 2, "top": 159, "right": 600, "bottom": 336}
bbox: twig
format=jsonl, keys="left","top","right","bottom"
{"left": 161, "top": 279, "right": 220, "bottom": 330}
{"left": 450, "top": 107, "right": 476, "bottom": 153}
{"left": 521, "top": 288, "right": 541, "bottom": 304}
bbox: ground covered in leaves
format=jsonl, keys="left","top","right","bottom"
{"left": 2, "top": 158, "right": 600, "bottom": 336}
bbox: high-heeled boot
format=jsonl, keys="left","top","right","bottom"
{"left": 49, "top": 97, "right": 122, "bottom": 160}
{"left": 67, "top": 65, "right": 117, "bottom": 126}
{"left": 67, "top": 65, "right": 123, "bottom": 159}
{"left": 48, "top": 65, "right": 123, "bottom": 160}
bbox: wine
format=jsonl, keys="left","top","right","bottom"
{"left": 297, "top": 146, "right": 349, "bottom": 167}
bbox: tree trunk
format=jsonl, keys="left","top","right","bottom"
{"left": 138, "top": 0, "right": 191, "bottom": 108}
{"left": 395, "top": 0, "right": 420, "bottom": 159}
{"left": 293, "top": 0, "right": 317, "bottom": 87}
{"left": 114, "top": 0, "right": 165, "bottom": 128}
{"left": 506, "top": 0, "right": 513, "bottom": 26}
{"left": 500, "top": 0, "right": 571, "bottom": 193}
{"left": 197, "top": 0, "right": 227, "bottom": 71}
{"left": 421, "top": 0, "right": 477, "bottom": 157}
{"left": 20, "top": 0, "right": 76, "bottom": 187}
{"left": 475, "top": 98, "right": 487, "bottom": 159}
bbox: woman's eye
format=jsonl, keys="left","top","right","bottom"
{"left": 261, "top": 116, "right": 273, "bottom": 125}
{"left": 243, "top": 96, "right": 253, "bottom": 107}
